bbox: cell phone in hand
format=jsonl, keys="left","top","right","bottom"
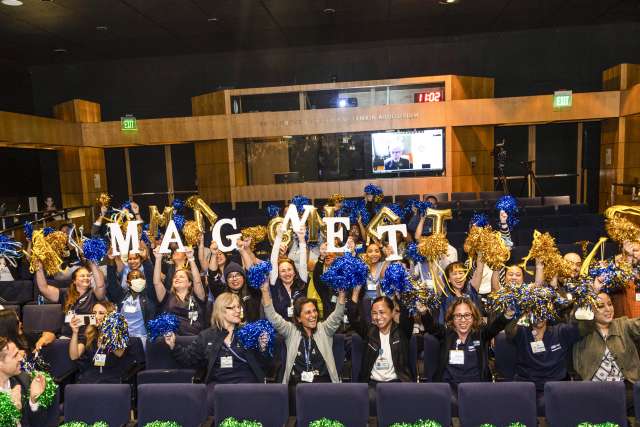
{"left": 79, "top": 314, "right": 97, "bottom": 326}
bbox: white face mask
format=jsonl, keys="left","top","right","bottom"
{"left": 130, "top": 278, "right": 146, "bottom": 293}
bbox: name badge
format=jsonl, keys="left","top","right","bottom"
{"left": 331, "top": 295, "right": 338, "bottom": 303}
{"left": 575, "top": 307, "right": 594, "bottom": 321}
{"left": 287, "top": 306, "right": 294, "bottom": 318}
{"left": 449, "top": 350, "right": 464, "bottom": 365}
{"left": 343, "top": 315, "right": 349, "bottom": 324}
{"left": 124, "top": 303, "right": 137, "bottom": 313}
{"left": 375, "top": 357, "right": 390, "bottom": 370}
{"left": 636, "top": 292, "right": 640, "bottom": 302}
{"left": 220, "top": 356, "right": 233, "bottom": 368}
{"left": 530, "top": 340, "right": 546, "bottom": 354}
{"left": 65, "top": 310, "right": 75, "bottom": 323}
{"left": 94, "top": 353, "right": 106, "bottom": 367}
{"left": 301, "top": 371, "right": 315, "bottom": 383}
{"left": 425, "top": 279, "right": 435, "bottom": 289}
{"left": 188, "top": 311, "right": 199, "bottom": 321}
{"left": 367, "top": 282, "right": 377, "bottom": 291}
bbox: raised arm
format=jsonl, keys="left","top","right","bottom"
{"left": 34, "top": 262, "right": 60, "bottom": 302}
{"left": 294, "top": 226, "right": 308, "bottom": 283}
{"left": 207, "top": 241, "right": 219, "bottom": 273}
{"left": 470, "top": 253, "right": 484, "bottom": 292}
{"left": 321, "top": 290, "right": 346, "bottom": 336}
{"left": 491, "top": 269, "right": 502, "bottom": 292}
{"left": 152, "top": 247, "right": 167, "bottom": 302}
{"left": 534, "top": 258, "right": 545, "bottom": 287}
{"left": 269, "top": 226, "right": 285, "bottom": 285}
{"left": 87, "top": 260, "right": 106, "bottom": 300}
{"left": 68, "top": 316, "right": 86, "bottom": 360}
{"left": 260, "top": 279, "right": 295, "bottom": 337}
{"left": 197, "top": 234, "right": 207, "bottom": 272}
{"left": 186, "top": 247, "right": 206, "bottom": 301}
{"left": 237, "top": 238, "right": 256, "bottom": 269}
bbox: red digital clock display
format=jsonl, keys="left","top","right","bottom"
{"left": 414, "top": 88, "right": 444, "bottom": 103}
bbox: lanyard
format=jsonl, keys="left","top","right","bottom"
{"left": 303, "top": 337, "right": 313, "bottom": 371}
{"left": 225, "top": 340, "right": 248, "bottom": 364}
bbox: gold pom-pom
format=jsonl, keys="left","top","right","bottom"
{"left": 182, "top": 220, "right": 202, "bottom": 247}
{"left": 241, "top": 226, "right": 268, "bottom": 250}
{"left": 418, "top": 233, "right": 449, "bottom": 260}
{"left": 520, "top": 230, "right": 573, "bottom": 280}
{"left": 327, "top": 193, "right": 345, "bottom": 206}
{"left": 29, "top": 230, "right": 66, "bottom": 276}
{"left": 605, "top": 216, "right": 640, "bottom": 244}
{"left": 464, "top": 225, "right": 490, "bottom": 258}
{"left": 479, "top": 230, "right": 510, "bottom": 270}
{"left": 96, "top": 192, "right": 111, "bottom": 207}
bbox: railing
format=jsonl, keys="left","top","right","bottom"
{"left": 493, "top": 173, "right": 579, "bottom": 198}
{"left": 610, "top": 183, "right": 640, "bottom": 205}
{"left": 0, "top": 206, "right": 93, "bottom": 233}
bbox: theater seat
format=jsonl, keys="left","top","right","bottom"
{"left": 296, "top": 383, "right": 368, "bottom": 427}
{"left": 138, "top": 336, "right": 197, "bottom": 383}
{"left": 458, "top": 382, "right": 537, "bottom": 427}
{"left": 422, "top": 333, "right": 440, "bottom": 382}
{"left": 545, "top": 381, "right": 626, "bottom": 427}
{"left": 214, "top": 384, "right": 288, "bottom": 427}
{"left": 351, "top": 333, "right": 363, "bottom": 382}
{"left": 40, "top": 339, "right": 77, "bottom": 383}
{"left": 22, "top": 304, "right": 64, "bottom": 335}
{"left": 494, "top": 332, "right": 516, "bottom": 381}
{"left": 377, "top": 383, "right": 451, "bottom": 427}
{"left": 138, "top": 383, "right": 207, "bottom": 427}
{"left": 64, "top": 384, "right": 130, "bottom": 426}
{"left": 333, "top": 334, "right": 345, "bottom": 379}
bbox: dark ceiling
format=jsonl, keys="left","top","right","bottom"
{"left": 2, "top": 0, "right": 640, "bottom": 66}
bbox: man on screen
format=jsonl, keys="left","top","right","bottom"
{"left": 384, "top": 141, "right": 412, "bottom": 170}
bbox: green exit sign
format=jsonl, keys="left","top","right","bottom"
{"left": 553, "top": 90, "right": 572, "bottom": 110}
{"left": 121, "top": 115, "right": 137, "bottom": 131}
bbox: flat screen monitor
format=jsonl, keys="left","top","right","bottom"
{"left": 371, "top": 129, "right": 444, "bottom": 173}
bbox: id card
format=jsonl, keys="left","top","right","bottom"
{"left": 449, "top": 350, "right": 464, "bottom": 365}
{"left": 575, "top": 307, "right": 594, "bottom": 321}
{"left": 220, "top": 356, "right": 233, "bottom": 368}
{"left": 343, "top": 315, "right": 349, "bottom": 324}
{"left": 530, "top": 341, "right": 546, "bottom": 354}
{"left": 94, "top": 353, "right": 106, "bottom": 367}
{"left": 331, "top": 295, "right": 338, "bottom": 303}
{"left": 188, "top": 311, "right": 199, "bottom": 321}
{"left": 124, "top": 303, "right": 137, "bottom": 313}
{"left": 301, "top": 371, "right": 315, "bottom": 383}
{"left": 287, "top": 306, "right": 294, "bottom": 318}
{"left": 367, "top": 282, "right": 377, "bottom": 291}
{"left": 636, "top": 292, "right": 640, "bottom": 302}
{"left": 375, "top": 357, "right": 390, "bottom": 370}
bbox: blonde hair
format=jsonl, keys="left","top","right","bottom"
{"left": 211, "top": 292, "right": 241, "bottom": 330}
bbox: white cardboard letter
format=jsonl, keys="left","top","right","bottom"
{"left": 378, "top": 224, "right": 407, "bottom": 261}
{"left": 212, "top": 218, "right": 242, "bottom": 252}
{"left": 158, "top": 220, "right": 186, "bottom": 254}
{"left": 281, "top": 204, "right": 314, "bottom": 232}
{"left": 109, "top": 220, "right": 142, "bottom": 256}
{"left": 323, "top": 217, "right": 351, "bottom": 253}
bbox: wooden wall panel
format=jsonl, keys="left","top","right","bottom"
{"left": 191, "top": 91, "right": 227, "bottom": 116}
{"left": 246, "top": 141, "right": 290, "bottom": 185}
{"left": 53, "top": 99, "right": 101, "bottom": 123}
{"left": 195, "top": 140, "right": 232, "bottom": 202}
{"left": 450, "top": 126, "right": 494, "bottom": 193}
{"left": 450, "top": 76, "right": 495, "bottom": 100}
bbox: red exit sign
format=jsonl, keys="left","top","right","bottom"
{"left": 414, "top": 88, "right": 444, "bottom": 103}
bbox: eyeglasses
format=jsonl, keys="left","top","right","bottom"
{"left": 227, "top": 273, "right": 243, "bottom": 279}
{"left": 453, "top": 313, "right": 473, "bottom": 321}
{"left": 225, "top": 306, "right": 242, "bottom": 311}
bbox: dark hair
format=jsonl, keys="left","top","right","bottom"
{"left": 0, "top": 337, "right": 8, "bottom": 359}
{"left": 445, "top": 261, "right": 465, "bottom": 279}
{"left": 0, "top": 310, "right": 28, "bottom": 352}
{"left": 444, "top": 297, "right": 482, "bottom": 332}
{"left": 371, "top": 296, "right": 394, "bottom": 311}
{"left": 293, "top": 298, "right": 319, "bottom": 330}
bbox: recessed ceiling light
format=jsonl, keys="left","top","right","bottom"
{"left": 323, "top": 7, "right": 336, "bottom": 14}
{"left": 207, "top": 17, "right": 218, "bottom": 22}
{"left": 96, "top": 25, "right": 108, "bottom": 31}
{"left": 53, "top": 48, "right": 67, "bottom": 53}
{"left": 439, "top": 0, "right": 459, "bottom": 4}
{"left": 1, "top": 0, "right": 23, "bottom": 6}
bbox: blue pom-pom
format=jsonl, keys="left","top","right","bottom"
{"left": 470, "top": 212, "right": 489, "bottom": 227}
{"left": 172, "top": 198, "right": 184, "bottom": 212}
{"left": 43, "top": 227, "right": 54, "bottom": 236}
{"left": 173, "top": 214, "right": 185, "bottom": 231}
{"left": 402, "top": 198, "right": 419, "bottom": 219}
{"left": 0, "top": 234, "right": 22, "bottom": 263}
{"left": 291, "top": 195, "right": 311, "bottom": 214}
{"left": 338, "top": 200, "right": 370, "bottom": 226}
{"left": 380, "top": 262, "right": 414, "bottom": 296}
{"left": 416, "top": 200, "right": 432, "bottom": 215}
{"left": 246, "top": 261, "right": 272, "bottom": 289}
{"left": 235, "top": 320, "right": 276, "bottom": 355}
{"left": 387, "top": 203, "right": 404, "bottom": 218}
{"left": 99, "top": 312, "right": 129, "bottom": 353}
{"left": 495, "top": 195, "right": 519, "bottom": 228}
{"left": 147, "top": 312, "right": 180, "bottom": 341}
{"left": 364, "top": 184, "right": 383, "bottom": 196}
{"left": 405, "top": 242, "right": 425, "bottom": 264}
{"left": 121, "top": 201, "right": 132, "bottom": 212}
{"left": 320, "top": 253, "right": 368, "bottom": 291}
{"left": 266, "top": 205, "right": 281, "bottom": 219}
{"left": 82, "top": 237, "right": 108, "bottom": 263}
{"left": 23, "top": 222, "right": 33, "bottom": 241}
